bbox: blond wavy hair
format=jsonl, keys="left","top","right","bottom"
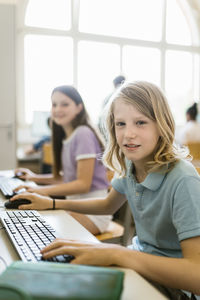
{"left": 102, "top": 81, "right": 189, "bottom": 176}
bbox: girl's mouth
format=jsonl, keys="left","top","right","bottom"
{"left": 124, "top": 144, "right": 140, "bottom": 148}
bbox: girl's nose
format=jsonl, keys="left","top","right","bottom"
{"left": 124, "top": 126, "right": 136, "bottom": 138}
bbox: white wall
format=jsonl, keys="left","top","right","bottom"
{"left": 0, "top": 3, "right": 16, "bottom": 169}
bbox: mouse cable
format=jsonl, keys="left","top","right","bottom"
{"left": 0, "top": 220, "right": 5, "bottom": 230}
{"left": 0, "top": 226, "right": 8, "bottom": 268}
{"left": 0, "top": 256, "right": 7, "bottom": 268}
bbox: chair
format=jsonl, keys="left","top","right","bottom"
{"left": 186, "top": 142, "right": 200, "bottom": 167}
{"left": 195, "top": 167, "right": 200, "bottom": 175}
{"left": 106, "top": 169, "right": 114, "bottom": 182}
{"left": 106, "top": 169, "right": 114, "bottom": 192}
{"left": 40, "top": 142, "right": 53, "bottom": 173}
{"left": 95, "top": 221, "right": 124, "bottom": 243}
{"left": 105, "top": 169, "right": 134, "bottom": 246}
{"left": 42, "top": 142, "right": 53, "bottom": 166}
{"left": 95, "top": 170, "right": 124, "bottom": 243}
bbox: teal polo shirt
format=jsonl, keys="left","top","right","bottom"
{"left": 112, "top": 159, "right": 200, "bottom": 257}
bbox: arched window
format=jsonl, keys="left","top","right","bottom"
{"left": 17, "top": 0, "right": 200, "bottom": 126}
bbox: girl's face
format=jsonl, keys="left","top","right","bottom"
{"left": 186, "top": 113, "right": 191, "bottom": 122}
{"left": 51, "top": 91, "right": 82, "bottom": 128}
{"left": 113, "top": 98, "right": 160, "bottom": 170}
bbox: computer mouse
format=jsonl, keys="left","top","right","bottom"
{"left": 13, "top": 171, "right": 26, "bottom": 180}
{"left": 4, "top": 199, "right": 31, "bottom": 209}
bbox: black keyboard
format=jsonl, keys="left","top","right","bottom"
{"left": 0, "top": 210, "right": 74, "bottom": 263}
{"left": 0, "top": 177, "right": 34, "bottom": 198}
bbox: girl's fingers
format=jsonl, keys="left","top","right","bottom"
{"left": 40, "top": 240, "right": 116, "bottom": 266}
{"left": 41, "top": 239, "right": 92, "bottom": 254}
{"left": 42, "top": 246, "right": 79, "bottom": 259}
{"left": 41, "top": 239, "right": 76, "bottom": 253}
{"left": 18, "top": 204, "right": 33, "bottom": 210}
{"left": 10, "top": 192, "right": 52, "bottom": 210}
{"left": 13, "top": 185, "right": 27, "bottom": 192}
{"left": 41, "top": 240, "right": 63, "bottom": 253}
{"left": 10, "top": 192, "right": 32, "bottom": 201}
{"left": 25, "top": 187, "right": 35, "bottom": 193}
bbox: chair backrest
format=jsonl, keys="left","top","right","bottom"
{"left": 105, "top": 170, "right": 134, "bottom": 246}
{"left": 106, "top": 169, "right": 114, "bottom": 182}
{"left": 186, "top": 142, "right": 200, "bottom": 161}
{"left": 95, "top": 221, "right": 124, "bottom": 243}
{"left": 106, "top": 169, "right": 114, "bottom": 192}
{"left": 42, "top": 142, "right": 53, "bottom": 165}
{"left": 195, "top": 167, "right": 200, "bottom": 175}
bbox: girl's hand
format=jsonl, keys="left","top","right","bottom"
{"left": 10, "top": 192, "right": 53, "bottom": 210}
{"left": 14, "top": 168, "right": 36, "bottom": 181}
{"left": 14, "top": 185, "right": 48, "bottom": 195}
{"left": 14, "top": 185, "right": 36, "bottom": 193}
{"left": 41, "top": 239, "right": 125, "bottom": 266}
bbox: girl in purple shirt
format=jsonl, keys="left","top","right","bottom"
{"left": 15, "top": 85, "right": 111, "bottom": 234}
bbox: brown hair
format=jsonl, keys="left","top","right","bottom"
{"left": 51, "top": 85, "right": 104, "bottom": 177}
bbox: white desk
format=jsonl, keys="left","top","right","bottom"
{"left": 17, "top": 147, "right": 42, "bottom": 162}
{"left": 0, "top": 196, "right": 167, "bottom": 300}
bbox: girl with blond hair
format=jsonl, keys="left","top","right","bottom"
{"left": 13, "top": 81, "right": 200, "bottom": 299}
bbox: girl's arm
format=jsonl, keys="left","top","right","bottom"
{"left": 10, "top": 188, "right": 127, "bottom": 215}
{"left": 14, "top": 167, "right": 60, "bottom": 185}
{"left": 41, "top": 236, "right": 200, "bottom": 295}
{"left": 23, "top": 158, "right": 97, "bottom": 196}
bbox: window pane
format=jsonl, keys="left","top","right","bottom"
{"left": 24, "top": 35, "right": 73, "bottom": 122}
{"left": 78, "top": 41, "right": 120, "bottom": 124}
{"left": 25, "top": 0, "right": 71, "bottom": 30}
{"left": 123, "top": 46, "right": 161, "bottom": 85}
{"left": 79, "top": 0, "right": 163, "bottom": 41}
{"left": 193, "top": 54, "right": 200, "bottom": 100}
{"left": 166, "top": 0, "right": 192, "bottom": 45}
{"left": 165, "top": 50, "right": 193, "bottom": 125}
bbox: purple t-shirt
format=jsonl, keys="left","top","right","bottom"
{"left": 61, "top": 125, "right": 109, "bottom": 192}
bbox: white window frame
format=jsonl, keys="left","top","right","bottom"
{"left": 16, "top": 0, "right": 200, "bottom": 127}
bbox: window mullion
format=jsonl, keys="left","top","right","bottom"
{"left": 160, "top": 0, "right": 167, "bottom": 90}
{"left": 71, "top": 0, "right": 80, "bottom": 87}
{"left": 71, "top": 0, "right": 80, "bottom": 31}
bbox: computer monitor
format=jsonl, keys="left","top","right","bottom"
{"left": 31, "top": 111, "right": 51, "bottom": 138}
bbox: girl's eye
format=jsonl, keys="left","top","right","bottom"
{"left": 136, "top": 120, "right": 146, "bottom": 126}
{"left": 52, "top": 103, "right": 69, "bottom": 107}
{"left": 115, "top": 122, "right": 125, "bottom": 127}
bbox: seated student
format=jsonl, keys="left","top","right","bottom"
{"left": 12, "top": 81, "right": 200, "bottom": 299}
{"left": 25, "top": 117, "right": 51, "bottom": 156}
{"left": 177, "top": 102, "right": 200, "bottom": 146}
{"left": 15, "top": 85, "right": 111, "bottom": 235}
{"left": 25, "top": 117, "right": 52, "bottom": 173}
{"left": 102, "top": 75, "right": 126, "bottom": 108}
{"left": 99, "top": 75, "right": 126, "bottom": 138}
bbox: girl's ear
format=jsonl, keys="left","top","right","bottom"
{"left": 77, "top": 103, "right": 83, "bottom": 113}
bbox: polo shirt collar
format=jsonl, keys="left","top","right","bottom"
{"left": 142, "top": 172, "right": 166, "bottom": 191}
{"left": 126, "top": 160, "right": 167, "bottom": 191}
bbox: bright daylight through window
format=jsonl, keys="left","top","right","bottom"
{"left": 17, "top": 0, "right": 200, "bottom": 126}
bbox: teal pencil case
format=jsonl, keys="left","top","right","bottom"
{"left": 0, "top": 261, "right": 124, "bottom": 300}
